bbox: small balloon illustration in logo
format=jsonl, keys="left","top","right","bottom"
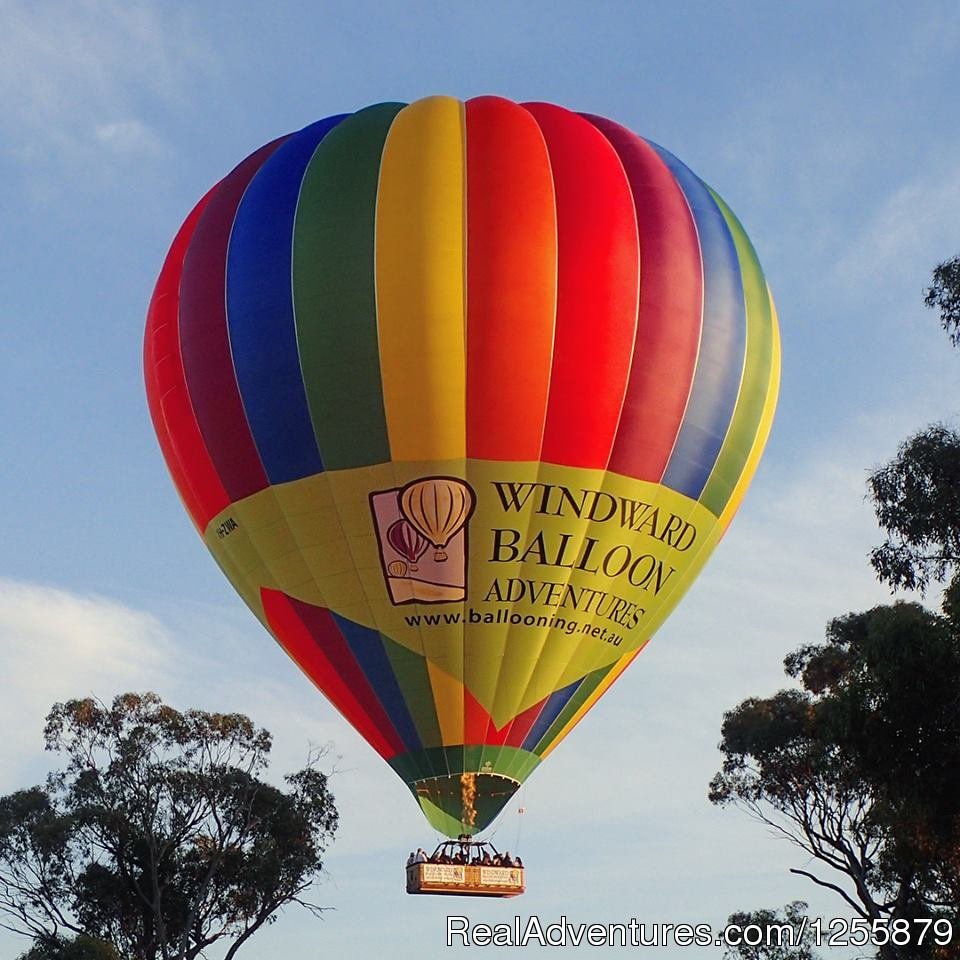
{"left": 370, "top": 476, "right": 475, "bottom": 604}
{"left": 386, "top": 519, "right": 429, "bottom": 571}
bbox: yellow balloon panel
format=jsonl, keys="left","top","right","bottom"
{"left": 204, "top": 460, "right": 719, "bottom": 725}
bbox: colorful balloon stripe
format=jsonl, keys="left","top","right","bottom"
{"left": 465, "top": 96, "right": 556, "bottom": 463}
{"left": 698, "top": 188, "right": 775, "bottom": 517}
{"left": 538, "top": 649, "right": 642, "bottom": 760}
{"left": 651, "top": 142, "right": 748, "bottom": 502}
{"left": 144, "top": 186, "right": 228, "bottom": 531}
{"left": 718, "top": 290, "right": 781, "bottom": 533}
{"left": 379, "top": 628, "right": 445, "bottom": 754}
{"left": 179, "top": 141, "right": 286, "bottom": 503}
{"left": 523, "top": 101, "right": 639, "bottom": 471}
{"left": 332, "top": 614, "right": 424, "bottom": 754}
{"left": 376, "top": 96, "right": 467, "bottom": 463}
{"left": 145, "top": 96, "right": 779, "bottom": 837}
{"left": 227, "top": 117, "right": 345, "bottom": 484}
{"left": 261, "top": 588, "right": 399, "bottom": 759}
{"left": 265, "top": 584, "right": 633, "bottom": 773}
{"left": 292, "top": 104, "right": 403, "bottom": 471}
{"left": 519, "top": 677, "right": 582, "bottom": 752}
{"left": 584, "top": 116, "right": 703, "bottom": 482}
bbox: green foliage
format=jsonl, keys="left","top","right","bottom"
{"left": 710, "top": 603, "right": 960, "bottom": 952}
{"left": 868, "top": 424, "right": 960, "bottom": 596}
{"left": 17, "top": 934, "right": 120, "bottom": 960}
{"left": 790, "top": 606, "right": 960, "bottom": 875}
{"left": 925, "top": 255, "right": 960, "bottom": 347}
{"left": 719, "top": 257, "right": 960, "bottom": 959}
{"left": 868, "top": 256, "right": 960, "bottom": 601}
{"left": 0, "top": 693, "right": 339, "bottom": 960}
{"left": 722, "top": 902, "right": 819, "bottom": 960}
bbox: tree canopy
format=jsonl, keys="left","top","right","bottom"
{"left": 868, "top": 424, "right": 960, "bottom": 599}
{"left": 16, "top": 934, "right": 120, "bottom": 960}
{"left": 925, "top": 255, "right": 960, "bottom": 347}
{"left": 714, "top": 255, "right": 960, "bottom": 958}
{"left": 869, "top": 254, "right": 960, "bottom": 604}
{"left": 0, "top": 693, "right": 338, "bottom": 960}
{"left": 710, "top": 602, "right": 960, "bottom": 957}
{"left": 723, "top": 902, "right": 819, "bottom": 960}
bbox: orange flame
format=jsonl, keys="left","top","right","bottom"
{"left": 460, "top": 772, "right": 477, "bottom": 829}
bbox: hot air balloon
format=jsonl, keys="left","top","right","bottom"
{"left": 400, "top": 477, "right": 474, "bottom": 561}
{"left": 144, "top": 95, "right": 779, "bottom": 849}
{"left": 387, "top": 519, "right": 429, "bottom": 571}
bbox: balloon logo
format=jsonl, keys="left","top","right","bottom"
{"left": 387, "top": 518, "right": 429, "bottom": 571}
{"left": 400, "top": 477, "right": 474, "bottom": 562}
{"left": 145, "top": 95, "right": 780, "bottom": 837}
{"left": 371, "top": 476, "right": 474, "bottom": 605}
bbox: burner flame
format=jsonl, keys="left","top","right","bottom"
{"left": 460, "top": 772, "right": 477, "bottom": 829}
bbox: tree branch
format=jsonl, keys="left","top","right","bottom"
{"left": 788, "top": 869, "right": 869, "bottom": 918}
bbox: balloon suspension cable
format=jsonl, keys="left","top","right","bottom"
{"left": 514, "top": 786, "right": 527, "bottom": 853}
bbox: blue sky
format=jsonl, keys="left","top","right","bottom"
{"left": 1, "top": 1, "right": 959, "bottom": 957}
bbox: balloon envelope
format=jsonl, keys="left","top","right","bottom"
{"left": 145, "top": 95, "right": 779, "bottom": 836}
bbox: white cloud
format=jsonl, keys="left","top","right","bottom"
{"left": 94, "top": 119, "right": 164, "bottom": 156}
{"left": 170, "top": 658, "right": 430, "bottom": 857}
{"left": 906, "top": 7, "right": 960, "bottom": 75}
{"left": 0, "top": 405, "right": 922, "bottom": 843}
{"left": 0, "top": 576, "right": 424, "bottom": 855}
{"left": 0, "top": 577, "right": 173, "bottom": 788}
{"left": 512, "top": 410, "right": 923, "bottom": 919}
{"left": 0, "top": 407, "right": 936, "bottom": 955}
{"left": 836, "top": 162, "right": 960, "bottom": 306}
{"left": 0, "top": 1, "right": 211, "bottom": 183}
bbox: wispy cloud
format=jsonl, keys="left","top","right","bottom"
{"left": 0, "top": 577, "right": 173, "bottom": 786}
{"left": 0, "top": 406, "right": 923, "bottom": 844}
{"left": 0, "top": 399, "right": 939, "bottom": 914}
{"left": 906, "top": 5, "right": 960, "bottom": 75}
{"left": 0, "top": 1, "right": 212, "bottom": 188}
{"left": 836, "top": 162, "right": 960, "bottom": 307}
{"left": 0, "top": 575, "right": 424, "bottom": 855}
{"left": 525, "top": 410, "right": 917, "bottom": 843}
{"left": 94, "top": 119, "right": 165, "bottom": 157}
{"left": 0, "top": 409, "right": 923, "bottom": 952}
